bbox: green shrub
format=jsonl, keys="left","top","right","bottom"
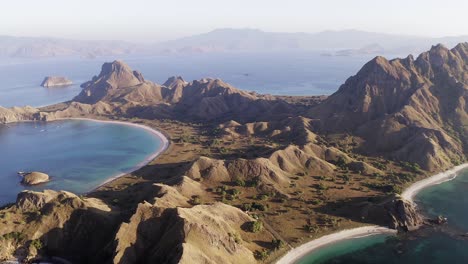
{"left": 303, "top": 224, "right": 319, "bottom": 233}
{"left": 271, "top": 239, "right": 285, "bottom": 250}
{"left": 30, "top": 239, "right": 43, "bottom": 250}
{"left": 1, "top": 232, "right": 26, "bottom": 242}
{"left": 254, "top": 249, "right": 270, "bottom": 261}
{"left": 247, "top": 220, "right": 263, "bottom": 233}
{"left": 239, "top": 203, "right": 252, "bottom": 211}
{"left": 235, "top": 178, "right": 246, "bottom": 187}
{"left": 190, "top": 195, "right": 202, "bottom": 205}
{"left": 317, "top": 183, "right": 328, "bottom": 190}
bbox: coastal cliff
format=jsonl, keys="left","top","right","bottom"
{"left": 0, "top": 106, "right": 41, "bottom": 123}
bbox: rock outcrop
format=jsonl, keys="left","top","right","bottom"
{"left": 40, "top": 76, "right": 73, "bottom": 87}
{"left": 360, "top": 195, "right": 424, "bottom": 232}
{"left": 74, "top": 60, "right": 150, "bottom": 104}
{"left": 384, "top": 197, "right": 423, "bottom": 231}
{"left": 20, "top": 171, "right": 49, "bottom": 185}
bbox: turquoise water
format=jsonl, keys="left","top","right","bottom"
{"left": 298, "top": 168, "right": 468, "bottom": 263}
{"left": 297, "top": 233, "right": 393, "bottom": 264}
{"left": 0, "top": 120, "right": 162, "bottom": 205}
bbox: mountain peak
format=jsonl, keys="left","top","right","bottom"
{"left": 163, "top": 76, "right": 186, "bottom": 88}
{"left": 74, "top": 60, "right": 146, "bottom": 103}
{"left": 309, "top": 43, "right": 468, "bottom": 170}
{"left": 101, "top": 60, "right": 132, "bottom": 74}
{"left": 430, "top": 43, "right": 448, "bottom": 51}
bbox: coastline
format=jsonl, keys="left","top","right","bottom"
{"left": 53, "top": 117, "right": 170, "bottom": 192}
{"left": 401, "top": 163, "right": 468, "bottom": 202}
{"left": 275, "top": 226, "right": 397, "bottom": 264}
{"left": 276, "top": 162, "right": 468, "bottom": 264}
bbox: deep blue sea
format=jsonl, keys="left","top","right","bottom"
{"left": 0, "top": 120, "right": 161, "bottom": 205}
{"left": 0, "top": 52, "right": 373, "bottom": 205}
{"left": 298, "top": 168, "right": 468, "bottom": 263}
{"left": 0, "top": 52, "right": 375, "bottom": 107}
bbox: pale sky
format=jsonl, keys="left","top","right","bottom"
{"left": 1, "top": 0, "right": 468, "bottom": 42}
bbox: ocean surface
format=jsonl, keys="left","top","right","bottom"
{"left": 0, "top": 52, "right": 377, "bottom": 107}
{"left": 298, "top": 168, "right": 468, "bottom": 263}
{"left": 0, "top": 120, "right": 161, "bottom": 205}
{"left": 0, "top": 52, "right": 374, "bottom": 205}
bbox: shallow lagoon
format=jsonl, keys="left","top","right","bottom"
{"left": 0, "top": 119, "right": 162, "bottom": 205}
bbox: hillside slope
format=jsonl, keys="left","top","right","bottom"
{"left": 310, "top": 43, "right": 468, "bottom": 170}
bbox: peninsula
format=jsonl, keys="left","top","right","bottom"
{"left": 0, "top": 43, "right": 466, "bottom": 263}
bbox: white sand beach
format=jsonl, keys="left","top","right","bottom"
{"left": 401, "top": 163, "right": 468, "bottom": 202}
{"left": 276, "top": 226, "right": 397, "bottom": 264}
{"left": 277, "top": 163, "right": 468, "bottom": 263}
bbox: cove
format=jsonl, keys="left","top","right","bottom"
{"left": 0, "top": 119, "right": 164, "bottom": 205}
{"left": 296, "top": 168, "right": 468, "bottom": 263}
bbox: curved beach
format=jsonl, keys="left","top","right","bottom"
{"left": 55, "top": 118, "right": 170, "bottom": 191}
{"left": 276, "top": 163, "right": 468, "bottom": 263}
{"left": 276, "top": 226, "right": 397, "bottom": 264}
{"left": 401, "top": 163, "right": 468, "bottom": 202}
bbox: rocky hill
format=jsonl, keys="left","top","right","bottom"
{"left": 310, "top": 43, "right": 468, "bottom": 171}
{"left": 72, "top": 60, "right": 298, "bottom": 122}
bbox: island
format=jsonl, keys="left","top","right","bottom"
{"left": 40, "top": 76, "right": 73, "bottom": 87}
{"left": 0, "top": 43, "right": 466, "bottom": 263}
{"left": 18, "top": 171, "right": 50, "bottom": 185}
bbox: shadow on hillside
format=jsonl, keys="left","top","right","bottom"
{"left": 115, "top": 207, "right": 185, "bottom": 263}
{"left": 314, "top": 195, "right": 392, "bottom": 227}
{"left": 37, "top": 207, "right": 118, "bottom": 264}
{"left": 88, "top": 161, "right": 191, "bottom": 212}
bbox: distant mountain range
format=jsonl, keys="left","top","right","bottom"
{"left": 1, "top": 28, "right": 468, "bottom": 58}
{"left": 0, "top": 35, "right": 139, "bottom": 58}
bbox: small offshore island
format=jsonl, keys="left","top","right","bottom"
{"left": 40, "top": 76, "right": 73, "bottom": 87}
{"left": 0, "top": 43, "right": 466, "bottom": 263}
{"left": 18, "top": 172, "right": 50, "bottom": 186}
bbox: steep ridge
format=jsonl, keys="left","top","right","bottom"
{"left": 0, "top": 190, "right": 117, "bottom": 263}
{"left": 69, "top": 60, "right": 298, "bottom": 122}
{"left": 219, "top": 116, "right": 318, "bottom": 145}
{"left": 112, "top": 182, "right": 267, "bottom": 264}
{"left": 74, "top": 60, "right": 165, "bottom": 104}
{"left": 309, "top": 43, "right": 468, "bottom": 170}
{"left": 171, "top": 78, "right": 291, "bottom": 121}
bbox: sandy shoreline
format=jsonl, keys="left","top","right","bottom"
{"left": 277, "top": 163, "right": 468, "bottom": 263}
{"left": 54, "top": 117, "right": 170, "bottom": 192}
{"left": 401, "top": 163, "right": 468, "bottom": 202}
{"left": 276, "top": 226, "right": 397, "bottom": 264}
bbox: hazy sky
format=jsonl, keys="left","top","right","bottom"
{"left": 2, "top": 0, "right": 468, "bottom": 41}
